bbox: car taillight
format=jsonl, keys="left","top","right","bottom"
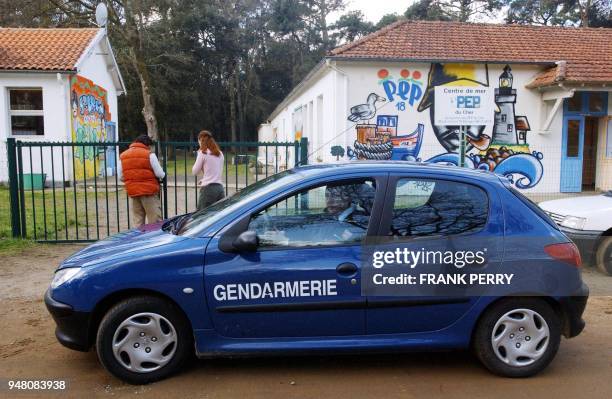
{"left": 544, "top": 242, "right": 582, "bottom": 268}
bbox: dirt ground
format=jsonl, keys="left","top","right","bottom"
{"left": 0, "top": 244, "right": 611, "bottom": 399}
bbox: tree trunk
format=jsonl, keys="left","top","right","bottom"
{"left": 319, "top": 0, "right": 329, "bottom": 49}
{"left": 136, "top": 59, "right": 159, "bottom": 141}
{"left": 581, "top": 0, "right": 591, "bottom": 27}
{"left": 459, "top": 0, "right": 471, "bottom": 22}
{"left": 229, "top": 66, "right": 238, "bottom": 147}
{"left": 235, "top": 62, "right": 247, "bottom": 142}
{"left": 124, "top": 0, "right": 159, "bottom": 141}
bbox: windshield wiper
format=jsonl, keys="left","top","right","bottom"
{"left": 171, "top": 214, "right": 190, "bottom": 235}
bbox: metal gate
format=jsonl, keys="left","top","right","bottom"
{"left": 6, "top": 138, "right": 308, "bottom": 242}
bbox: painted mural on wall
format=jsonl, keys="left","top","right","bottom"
{"left": 71, "top": 75, "right": 111, "bottom": 180}
{"left": 293, "top": 106, "right": 304, "bottom": 141}
{"left": 340, "top": 64, "right": 544, "bottom": 189}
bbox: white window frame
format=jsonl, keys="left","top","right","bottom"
{"left": 8, "top": 87, "right": 45, "bottom": 137}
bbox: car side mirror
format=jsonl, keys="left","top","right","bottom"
{"left": 232, "top": 230, "right": 259, "bottom": 252}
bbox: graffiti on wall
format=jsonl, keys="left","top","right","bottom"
{"left": 378, "top": 68, "right": 424, "bottom": 109}
{"left": 71, "top": 75, "right": 111, "bottom": 179}
{"left": 293, "top": 106, "right": 304, "bottom": 141}
{"left": 340, "top": 64, "right": 544, "bottom": 189}
{"left": 422, "top": 64, "right": 543, "bottom": 189}
{"left": 417, "top": 63, "right": 490, "bottom": 153}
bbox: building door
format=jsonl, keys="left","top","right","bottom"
{"left": 560, "top": 92, "right": 608, "bottom": 193}
{"left": 560, "top": 116, "right": 584, "bottom": 193}
{"left": 582, "top": 117, "right": 598, "bottom": 191}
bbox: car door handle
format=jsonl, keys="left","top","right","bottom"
{"left": 336, "top": 262, "right": 358, "bottom": 275}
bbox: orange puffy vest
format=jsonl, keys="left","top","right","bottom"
{"left": 120, "top": 142, "right": 160, "bottom": 197}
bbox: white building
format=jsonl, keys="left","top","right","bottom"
{"left": 260, "top": 21, "right": 612, "bottom": 194}
{"left": 0, "top": 27, "right": 125, "bottom": 183}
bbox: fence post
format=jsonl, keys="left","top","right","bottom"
{"left": 161, "top": 142, "right": 168, "bottom": 219}
{"left": 299, "top": 137, "right": 308, "bottom": 166}
{"left": 6, "top": 138, "right": 21, "bottom": 238}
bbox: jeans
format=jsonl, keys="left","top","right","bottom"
{"left": 197, "top": 183, "right": 224, "bottom": 210}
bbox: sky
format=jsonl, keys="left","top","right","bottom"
{"left": 329, "top": 0, "right": 416, "bottom": 24}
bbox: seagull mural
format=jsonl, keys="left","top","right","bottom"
{"left": 347, "top": 93, "right": 386, "bottom": 122}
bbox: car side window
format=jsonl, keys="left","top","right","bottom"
{"left": 390, "top": 178, "right": 488, "bottom": 238}
{"left": 248, "top": 179, "right": 376, "bottom": 248}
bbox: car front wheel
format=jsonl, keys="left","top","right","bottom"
{"left": 473, "top": 298, "right": 561, "bottom": 377}
{"left": 96, "top": 296, "right": 193, "bottom": 384}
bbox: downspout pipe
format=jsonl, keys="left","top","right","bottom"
{"left": 325, "top": 59, "right": 350, "bottom": 152}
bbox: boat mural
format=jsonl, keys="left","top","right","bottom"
{"left": 346, "top": 123, "right": 425, "bottom": 161}
{"left": 390, "top": 124, "right": 424, "bottom": 161}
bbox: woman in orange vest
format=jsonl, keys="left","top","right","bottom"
{"left": 192, "top": 130, "right": 225, "bottom": 210}
{"left": 118, "top": 135, "right": 166, "bottom": 226}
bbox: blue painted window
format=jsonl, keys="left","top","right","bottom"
{"left": 564, "top": 91, "right": 609, "bottom": 116}
{"left": 566, "top": 120, "right": 580, "bottom": 158}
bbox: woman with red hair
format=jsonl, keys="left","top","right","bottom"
{"left": 192, "top": 130, "right": 225, "bottom": 210}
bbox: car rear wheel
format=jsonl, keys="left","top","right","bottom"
{"left": 473, "top": 298, "right": 561, "bottom": 377}
{"left": 595, "top": 236, "right": 612, "bottom": 276}
{"left": 96, "top": 296, "right": 193, "bottom": 384}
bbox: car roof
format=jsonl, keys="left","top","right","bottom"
{"left": 292, "top": 161, "right": 503, "bottom": 184}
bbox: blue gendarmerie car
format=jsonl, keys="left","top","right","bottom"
{"left": 45, "top": 162, "right": 589, "bottom": 384}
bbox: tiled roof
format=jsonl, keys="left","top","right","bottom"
{"left": 0, "top": 28, "right": 100, "bottom": 71}
{"left": 330, "top": 20, "right": 612, "bottom": 88}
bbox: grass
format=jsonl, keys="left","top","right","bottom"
{"left": 0, "top": 186, "right": 77, "bottom": 240}
{"left": 0, "top": 186, "right": 112, "bottom": 241}
{"left": 0, "top": 238, "right": 40, "bottom": 255}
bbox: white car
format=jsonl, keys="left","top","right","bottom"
{"left": 539, "top": 191, "right": 612, "bottom": 275}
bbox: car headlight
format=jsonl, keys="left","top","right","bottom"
{"left": 560, "top": 216, "right": 586, "bottom": 230}
{"left": 51, "top": 268, "right": 81, "bottom": 289}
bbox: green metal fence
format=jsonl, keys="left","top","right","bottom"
{"left": 6, "top": 137, "right": 308, "bottom": 242}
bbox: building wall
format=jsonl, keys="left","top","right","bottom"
{"left": 0, "top": 72, "right": 72, "bottom": 182}
{"left": 78, "top": 39, "right": 120, "bottom": 138}
{"left": 264, "top": 66, "right": 344, "bottom": 167}
{"left": 265, "top": 60, "right": 612, "bottom": 194}
{"left": 0, "top": 38, "right": 121, "bottom": 183}
{"left": 69, "top": 40, "right": 120, "bottom": 180}
{"left": 595, "top": 94, "right": 612, "bottom": 191}
{"left": 342, "top": 61, "right": 565, "bottom": 193}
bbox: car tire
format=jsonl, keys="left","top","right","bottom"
{"left": 96, "top": 296, "right": 193, "bottom": 384}
{"left": 473, "top": 298, "right": 561, "bottom": 378}
{"left": 595, "top": 236, "right": 612, "bottom": 276}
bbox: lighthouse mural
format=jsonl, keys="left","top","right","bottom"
{"left": 492, "top": 65, "right": 530, "bottom": 145}
{"left": 423, "top": 63, "right": 544, "bottom": 189}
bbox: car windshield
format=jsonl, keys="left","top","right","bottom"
{"left": 177, "top": 170, "right": 300, "bottom": 237}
